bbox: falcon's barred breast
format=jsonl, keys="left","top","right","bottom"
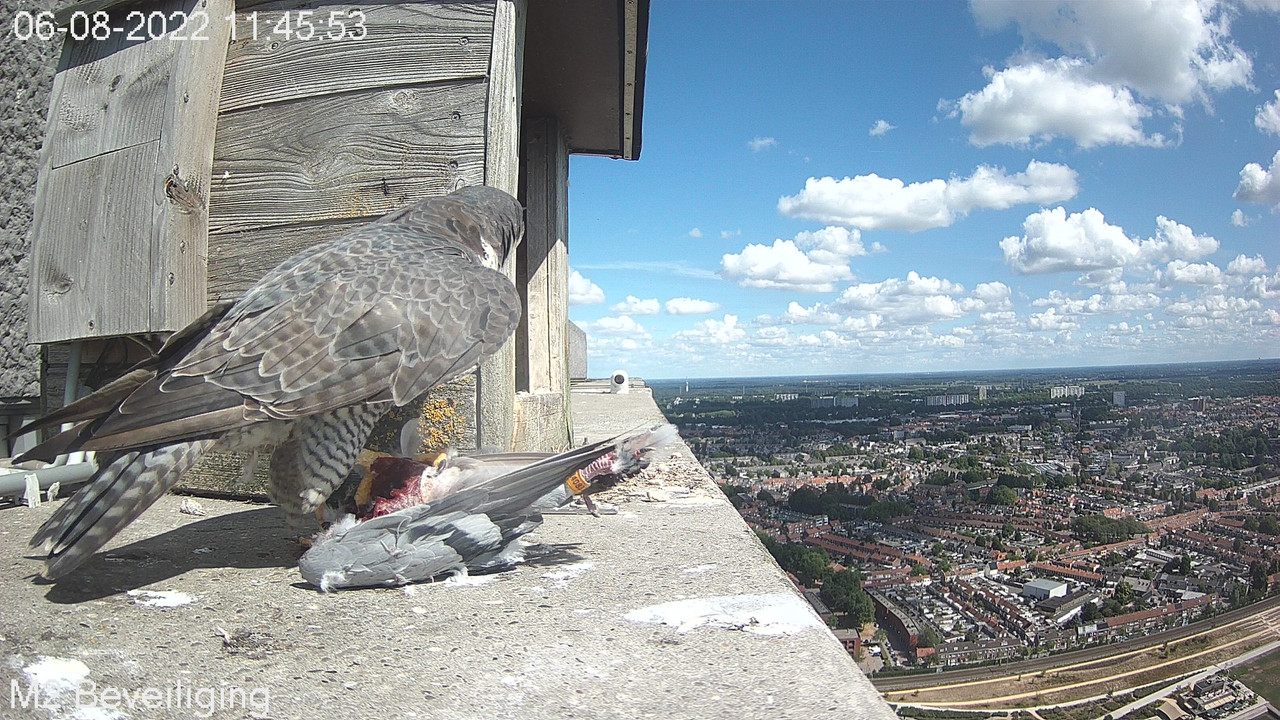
{"left": 17, "top": 185, "right": 525, "bottom": 579}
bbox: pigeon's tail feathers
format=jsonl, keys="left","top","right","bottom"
{"left": 31, "top": 439, "right": 216, "bottom": 579}
{"left": 457, "top": 436, "right": 621, "bottom": 518}
{"left": 609, "top": 423, "right": 679, "bottom": 477}
{"left": 503, "top": 423, "right": 677, "bottom": 499}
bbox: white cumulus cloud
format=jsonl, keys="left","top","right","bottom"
{"left": 585, "top": 314, "right": 650, "bottom": 339}
{"left": 946, "top": 59, "right": 1164, "bottom": 148}
{"left": 1226, "top": 254, "right": 1268, "bottom": 275}
{"left": 1162, "top": 260, "right": 1225, "bottom": 286}
{"left": 970, "top": 0, "right": 1252, "bottom": 105}
{"left": 1234, "top": 150, "right": 1280, "bottom": 207}
{"left": 748, "top": 136, "right": 777, "bottom": 152}
{"left": 568, "top": 269, "right": 605, "bottom": 306}
{"left": 673, "top": 314, "right": 746, "bottom": 345}
{"left": 688, "top": 227, "right": 704, "bottom": 238}
{"left": 664, "top": 297, "right": 721, "bottom": 315}
{"left": 769, "top": 273, "right": 1009, "bottom": 329}
{"left": 1258, "top": 90, "right": 1280, "bottom": 135}
{"left": 1001, "top": 208, "right": 1217, "bottom": 274}
{"left": 610, "top": 296, "right": 660, "bottom": 315}
{"left": 720, "top": 227, "right": 865, "bottom": 293}
{"left": 778, "top": 160, "right": 1078, "bottom": 231}
{"left": 869, "top": 120, "right": 896, "bottom": 136}
{"left": 1028, "top": 307, "right": 1080, "bottom": 332}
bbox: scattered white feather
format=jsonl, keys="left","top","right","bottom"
{"left": 328, "top": 513, "right": 359, "bottom": 538}
{"left": 624, "top": 593, "right": 826, "bottom": 636}
{"left": 681, "top": 564, "right": 717, "bottom": 574}
{"left": 541, "top": 561, "right": 594, "bottom": 587}
{"left": 126, "top": 590, "right": 196, "bottom": 608}
{"left": 440, "top": 573, "right": 496, "bottom": 587}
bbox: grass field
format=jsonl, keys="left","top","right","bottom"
{"left": 1229, "top": 645, "right": 1280, "bottom": 706}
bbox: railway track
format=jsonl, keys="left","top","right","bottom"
{"left": 872, "top": 594, "right": 1280, "bottom": 694}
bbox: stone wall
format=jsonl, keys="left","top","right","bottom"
{"left": 0, "top": 0, "right": 58, "bottom": 404}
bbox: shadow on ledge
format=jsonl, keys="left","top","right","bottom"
{"left": 25, "top": 506, "right": 590, "bottom": 605}
{"left": 32, "top": 507, "right": 300, "bottom": 604}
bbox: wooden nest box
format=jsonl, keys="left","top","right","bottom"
{"left": 26, "top": 0, "right": 649, "bottom": 465}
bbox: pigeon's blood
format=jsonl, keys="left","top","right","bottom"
{"left": 361, "top": 456, "right": 432, "bottom": 519}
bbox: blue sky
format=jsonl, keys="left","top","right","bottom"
{"left": 564, "top": 0, "right": 1280, "bottom": 380}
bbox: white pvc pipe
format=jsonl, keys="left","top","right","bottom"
{"left": 54, "top": 340, "right": 87, "bottom": 467}
{"left": 0, "top": 462, "right": 94, "bottom": 500}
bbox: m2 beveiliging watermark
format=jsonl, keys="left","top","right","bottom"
{"left": 12, "top": 678, "right": 270, "bottom": 718}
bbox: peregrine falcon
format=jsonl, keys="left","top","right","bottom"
{"left": 16, "top": 185, "right": 524, "bottom": 579}
{"left": 300, "top": 424, "right": 678, "bottom": 591}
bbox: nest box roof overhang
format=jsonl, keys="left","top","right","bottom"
{"left": 521, "top": 0, "right": 649, "bottom": 160}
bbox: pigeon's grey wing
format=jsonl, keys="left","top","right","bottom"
{"left": 299, "top": 508, "right": 506, "bottom": 591}
{"left": 79, "top": 231, "right": 519, "bottom": 451}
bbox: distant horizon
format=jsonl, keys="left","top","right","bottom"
{"left": 636, "top": 355, "right": 1280, "bottom": 384}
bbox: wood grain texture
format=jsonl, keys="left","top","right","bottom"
{"left": 30, "top": 0, "right": 231, "bottom": 343}
{"left": 30, "top": 142, "right": 158, "bottom": 342}
{"left": 208, "top": 80, "right": 487, "bottom": 233}
{"left": 512, "top": 390, "right": 568, "bottom": 453}
{"left": 519, "top": 117, "right": 569, "bottom": 398}
{"left": 44, "top": 27, "right": 172, "bottom": 169}
{"left": 476, "top": 0, "right": 524, "bottom": 452}
{"left": 152, "top": 0, "right": 234, "bottom": 334}
{"left": 206, "top": 218, "right": 365, "bottom": 304}
{"left": 219, "top": 1, "right": 493, "bottom": 112}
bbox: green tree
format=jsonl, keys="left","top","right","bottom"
{"left": 986, "top": 485, "right": 1018, "bottom": 506}
{"left": 1115, "top": 580, "right": 1134, "bottom": 605}
{"left": 788, "top": 486, "right": 824, "bottom": 515}
{"left": 917, "top": 626, "right": 940, "bottom": 648}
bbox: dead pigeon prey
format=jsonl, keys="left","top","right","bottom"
{"left": 299, "top": 424, "right": 678, "bottom": 591}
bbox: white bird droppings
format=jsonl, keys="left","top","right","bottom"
{"left": 23, "top": 656, "right": 91, "bottom": 691}
{"left": 541, "top": 562, "right": 595, "bottom": 588}
{"left": 126, "top": 590, "right": 196, "bottom": 608}
{"left": 624, "top": 593, "right": 826, "bottom": 636}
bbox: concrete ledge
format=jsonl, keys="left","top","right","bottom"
{"left": 0, "top": 385, "right": 896, "bottom": 720}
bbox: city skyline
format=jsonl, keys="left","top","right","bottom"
{"left": 566, "top": 1, "right": 1280, "bottom": 380}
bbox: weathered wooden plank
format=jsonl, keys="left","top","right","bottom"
{"left": 151, "top": 0, "right": 234, "bottom": 334}
{"left": 219, "top": 2, "right": 493, "bottom": 112}
{"left": 31, "top": 0, "right": 233, "bottom": 343}
{"left": 520, "top": 116, "right": 569, "bottom": 397}
{"left": 477, "top": 0, "right": 524, "bottom": 452}
{"left": 207, "top": 218, "right": 366, "bottom": 304}
{"left": 484, "top": 0, "right": 524, "bottom": 195}
{"left": 44, "top": 18, "right": 173, "bottom": 169}
{"left": 30, "top": 142, "right": 159, "bottom": 343}
{"left": 208, "top": 80, "right": 487, "bottom": 232}
{"left": 512, "top": 391, "right": 569, "bottom": 453}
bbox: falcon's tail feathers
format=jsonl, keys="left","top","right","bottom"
{"left": 30, "top": 439, "right": 216, "bottom": 579}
